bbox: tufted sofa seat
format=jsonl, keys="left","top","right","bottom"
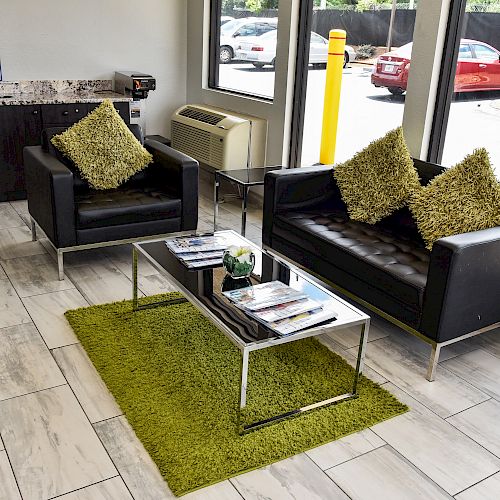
{"left": 263, "top": 161, "right": 500, "bottom": 379}
{"left": 274, "top": 211, "right": 429, "bottom": 313}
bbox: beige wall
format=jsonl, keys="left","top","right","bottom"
{"left": 0, "top": 0, "right": 187, "bottom": 136}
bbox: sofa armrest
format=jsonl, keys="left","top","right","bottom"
{"left": 24, "top": 146, "right": 76, "bottom": 248}
{"left": 263, "top": 166, "right": 343, "bottom": 246}
{"left": 421, "top": 227, "right": 500, "bottom": 342}
{"left": 144, "top": 139, "right": 199, "bottom": 231}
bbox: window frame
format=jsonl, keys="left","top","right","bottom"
{"left": 208, "top": 0, "right": 275, "bottom": 102}
{"left": 426, "top": 0, "right": 467, "bottom": 164}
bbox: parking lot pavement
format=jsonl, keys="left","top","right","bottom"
{"left": 219, "top": 63, "right": 500, "bottom": 174}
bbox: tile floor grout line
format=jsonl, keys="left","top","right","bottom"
{"left": 445, "top": 413, "right": 500, "bottom": 461}
{"left": 0, "top": 438, "right": 24, "bottom": 500}
{"left": 452, "top": 469, "right": 500, "bottom": 498}
{"left": 3, "top": 279, "right": 134, "bottom": 499}
{"left": 48, "top": 350, "right": 137, "bottom": 500}
{"left": 371, "top": 406, "right": 500, "bottom": 496}
{"left": 46, "top": 474, "right": 121, "bottom": 500}
{"left": 308, "top": 435, "right": 387, "bottom": 472}
{"left": 445, "top": 397, "right": 493, "bottom": 419}
{"left": 0, "top": 383, "right": 68, "bottom": 405}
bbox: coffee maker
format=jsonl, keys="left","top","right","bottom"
{"left": 114, "top": 71, "right": 156, "bottom": 134}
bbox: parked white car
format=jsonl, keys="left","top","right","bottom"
{"left": 235, "top": 31, "right": 357, "bottom": 68}
{"left": 219, "top": 17, "right": 278, "bottom": 64}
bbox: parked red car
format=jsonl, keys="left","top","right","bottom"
{"left": 372, "top": 39, "right": 500, "bottom": 95}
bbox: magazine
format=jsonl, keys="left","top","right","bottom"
{"left": 249, "top": 298, "right": 322, "bottom": 323}
{"left": 176, "top": 251, "right": 224, "bottom": 262}
{"left": 271, "top": 308, "right": 337, "bottom": 336}
{"left": 184, "top": 257, "right": 223, "bottom": 269}
{"left": 222, "top": 281, "right": 307, "bottom": 312}
{"left": 166, "top": 235, "right": 227, "bottom": 254}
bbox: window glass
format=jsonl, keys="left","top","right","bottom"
{"left": 473, "top": 43, "right": 498, "bottom": 60}
{"left": 441, "top": 1, "right": 500, "bottom": 177}
{"left": 210, "top": 1, "right": 279, "bottom": 100}
{"left": 301, "top": 3, "right": 418, "bottom": 165}
{"left": 458, "top": 44, "right": 473, "bottom": 59}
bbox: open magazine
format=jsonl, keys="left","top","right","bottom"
{"left": 222, "top": 281, "right": 307, "bottom": 312}
{"left": 222, "top": 280, "right": 337, "bottom": 336}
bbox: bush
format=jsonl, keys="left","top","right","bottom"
{"left": 356, "top": 44, "right": 377, "bottom": 59}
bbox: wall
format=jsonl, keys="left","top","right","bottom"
{"left": 0, "top": 0, "right": 187, "bottom": 136}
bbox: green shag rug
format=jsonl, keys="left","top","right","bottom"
{"left": 65, "top": 293, "right": 407, "bottom": 496}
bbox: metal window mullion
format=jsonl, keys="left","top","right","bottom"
{"left": 427, "top": 0, "right": 467, "bottom": 164}
{"left": 208, "top": 0, "right": 222, "bottom": 90}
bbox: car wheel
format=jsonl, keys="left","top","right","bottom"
{"left": 219, "top": 46, "right": 233, "bottom": 64}
{"left": 388, "top": 87, "right": 405, "bottom": 95}
{"left": 343, "top": 53, "right": 349, "bottom": 68}
{"left": 253, "top": 63, "right": 265, "bottom": 69}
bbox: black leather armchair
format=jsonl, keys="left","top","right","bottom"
{"left": 263, "top": 161, "right": 500, "bottom": 381}
{"left": 24, "top": 125, "right": 198, "bottom": 280}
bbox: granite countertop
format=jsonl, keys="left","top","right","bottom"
{"left": 0, "top": 79, "right": 132, "bottom": 106}
{"left": 0, "top": 91, "right": 132, "bottom": 106}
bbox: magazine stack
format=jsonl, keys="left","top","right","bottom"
{"left": 165, "top": 235, "right": 226, "bottom": 269}
{"left": 223, "top": 281, "right": 337, "bottom": 336}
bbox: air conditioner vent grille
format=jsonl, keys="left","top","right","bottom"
{"left": 172, "top": 121, "right": 211, "bottom": 164}
{"left": 179, "top": 107, "right": 224, "bottom": 126}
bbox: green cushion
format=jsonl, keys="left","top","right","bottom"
{"left": 51, "top": 99, "right": 152, "bottom": 190}
{"left": 333, "top": 127, "right": 420, "bottom": 224}
{"left": 408, "top": 148, "right": 500, "bottom": 250}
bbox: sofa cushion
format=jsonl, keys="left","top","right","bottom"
{"left": 333, "top": 127, "right": 420, "bottom": 224}
{"left": 75, "top": 187, "right": 181, "bottom": 230}
{"left": 409, "top": 148, "right": 500, "bottom": 250}
{"left": 273, "top": 211, "right": 430, "bottom": 311}
{"left": 51, "top": 99, "right": 152, "bottom": 190}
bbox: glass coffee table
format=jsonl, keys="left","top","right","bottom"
{"left": 132, "top": 230, "right": 370, "bottom": 433}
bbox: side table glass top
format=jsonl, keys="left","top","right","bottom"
{"left": 216, "top": 166, "right": 282, "bottom": 186}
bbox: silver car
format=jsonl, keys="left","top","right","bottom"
{"left": 235, "top": 31, "right": 356, "bottom": 69}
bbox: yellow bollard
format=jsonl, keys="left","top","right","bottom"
{"left": 320, "top": 29, "right": 347, "bottom": 165}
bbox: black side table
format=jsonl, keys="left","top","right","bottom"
{"left": 214, "top": 167, "right": 281, "bottom": 237}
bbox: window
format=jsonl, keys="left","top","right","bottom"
{"left": 300, "top": 3, "right": 419, "bottom": 166}
{"left": 209, "top": 1, "right": 279, "bottom": 100}
{"left": 472, "top": 43, "right": 498, "bottom": 61}
{"left": 441, "top": 1, "right": 500, "bottom": 176}
{"left": 458, "top": 43, "right": 473, "bottom": 59}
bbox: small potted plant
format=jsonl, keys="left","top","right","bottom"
{"left": 223, "top": 245, "right": 255, "bottom": 279}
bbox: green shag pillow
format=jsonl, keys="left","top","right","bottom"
{"left": 51, "top": 99, "right": 152, "bottom": 190}
{"left": 408, "top": 148, "right": 500, "bottom": 250}
{"left": 333, "top": 127, "right": 420, "bottom": 224}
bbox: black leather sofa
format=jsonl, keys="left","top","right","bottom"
{"left": 24, "top": 125, "right": 198, "bottom": 279}
{"left": 263, "top": 160, "right": 500, "bottom": 380}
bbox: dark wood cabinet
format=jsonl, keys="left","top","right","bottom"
{"left": 0, "top": 100, "right": 130, "bottom": 201}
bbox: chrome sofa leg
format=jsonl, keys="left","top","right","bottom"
{"left": 426, "top": 344, "right": 441, "bottom": 382}
{"left": 57, "top": 250, "right": 65, "bottom": 281}
{"left": 30, "top": 217, "right": 37, "bottom": 241}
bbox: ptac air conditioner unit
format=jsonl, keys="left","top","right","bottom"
{"left": 171, "top": 105, "right": 267, "bottom": 170}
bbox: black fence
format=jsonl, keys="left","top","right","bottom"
{"left": 225, "top": 8, "right": 500, "bottom": 51}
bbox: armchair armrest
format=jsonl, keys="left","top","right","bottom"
{"left": 144, "top": 140, "right": 199, "bottom": 231}
{"left": 421, "top": 227, "right": 500, "bottom": 342}
{"left": 263, "top": 166, "right": 344, "bottom": 246}
{"left": 24, "top": 146, "right": 76, "bottom": 248}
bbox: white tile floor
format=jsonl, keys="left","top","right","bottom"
{"left": 0, "top": 193, "right": 500, "bottom": 500}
